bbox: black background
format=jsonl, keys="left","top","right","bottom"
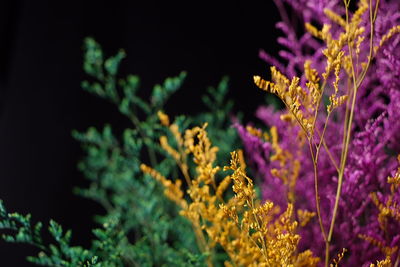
{"left": 0, "top": 1, "right": 280, "bottom": 265}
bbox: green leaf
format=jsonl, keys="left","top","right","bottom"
{"left": 83, "top": 37, "right": 104, "bottom": 80}
{"left": 104, "top": 50, "right": 126, "bottom": 76}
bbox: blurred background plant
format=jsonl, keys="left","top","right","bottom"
{"left": 0, "top": 2, "right": 279, "bottom": 265}
{"left": 0, "top": 37, "right": 241, "bottom": 266}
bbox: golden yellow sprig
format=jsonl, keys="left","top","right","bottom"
{"left": 157, "top": 112, "right": 193, "bottom": 186}
{"left": 305, "top": 22, "right": 344, "bottom": 79}
{"left": 270, "top": 125, "right": 305, "bottom": 204}
{"left": 216, "top": 175, "right": 231, "bottom": 199}
{"left": 359, "top": 156, "right": 400, "bottom": 265}
{"left": 359, "top": 234, "right": 398, "bottom": 260}
{"left": 224, "top": 151, "right": 254, "bottom": 202}
{"left": 246, "top": 125, "right": 262, "bottom": 138}
{"left": 297, "top": 209, "right": 316, "bottom": 227}
{"left": 329, "top": 248, "right": 347, "bottom": 267}
{"left": 306, "top": 0, "right": 367, "bottom": 80}
{"left": 143, "top": 115, "right": 320, "bottom": 266}
{"left": 140, "top": 164, "right": 187, "bottom": 209}
{"left": 369, "top": 257, "right": 392, "bottom": 267}
{"left": 251, "top": 1, "right": 400, "bottom": 266}
{"left": 295, "top": 250, "right": 321, "bottom": 266}
{"left": 223, "top": 151, "right": 319, "bottom": 267}
{"left": 327, "top": 51, "right": 348, "bottom": 113}
{"left": 254, "top": 68, "right": 314, "bottom": 136}
{"left": 157, "top": 110, "right": 170, "bottom": 126}
{"left": 370, "top": 155, "right": 400, "bottom": 229}
{"left": 387, "top": 155, "right": 400, "bottom": 194}
{"left": 245, "top": 121, "right": 308, "bottom": 214}
{"left": 185, "top": 124, "right": 220, "bottom": 186}
{"left": 324, "top": 8, "right": 346, "bottom": 28}
{"left": 304, "top": 60, "right": 321, "bottom": 107}
{"left": 374, "top": 25, "right": 400, "bottom": 54}
{"left": 370, "top": 191, "right": 400, "bottom": 229}
{"left": 356, "top": 35, "right": 366, "bottom": 56}
{"left": 305, "top": 23, "right": 332, "bottom": 42}
{"left": 157, "top": 111, "right": 184, "bottom": 162}
{"left": 246, "top": 125, "right": 270, "bottom": 141}
{"left": 245, "top": 122, "right": 306, "bottom": 206}
{"left": 352, "top": 0, "right": 369, "bottom": 28}
{"left": 160, "top": 135, "right": 180, "bottom": 161}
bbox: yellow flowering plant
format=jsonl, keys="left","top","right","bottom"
{"left": 141, "top": 112, "right": 320, "bottom": 267}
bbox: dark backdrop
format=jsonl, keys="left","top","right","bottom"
{"left": 0, "top": 1, "right": 280, "bottom": 265}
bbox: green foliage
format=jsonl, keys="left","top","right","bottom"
{"left": 74, "top": 37, "right": 203, "bottom": 266}
{"left": 0, "top": 200, "right": 96, "bottom": 266}
{"left": 195, "top": 76, "right": 241, "bottom": 164}
{"left": 151, "top": 71, "right": 187, "bottom": 108}
{"left": 0, "top": 37, "right": 241, "bottom": 266}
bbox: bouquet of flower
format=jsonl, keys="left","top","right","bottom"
{"left": 0, "top": 0, "right": 399, "bottom": 266}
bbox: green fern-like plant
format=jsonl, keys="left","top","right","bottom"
{"left": 0, "top": 37, "right": 240, "bottom": 266}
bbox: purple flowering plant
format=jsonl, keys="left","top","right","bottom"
{"left": 237, "top": 0, "right": 400, "bottom": 265}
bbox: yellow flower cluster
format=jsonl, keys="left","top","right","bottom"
{"left": 315, "top": 0, "right": 367, "bottom": 78}
{"left": 297, "top": 209, "right": 316, "bottom": 228}
{"left": 253, "top": 66, "right": 316, "bottom": 136}
{"left": 145, "top": 2, "right": 400, "bottom": 266}
{"left": 253, "top": 0, "right": 372, "bottom": 139}
{"left": 140, "top": 164, "right": 187, "bottom": 210}
{"left": 269, "top": 126, "right": 302, "bottom": 204}
{"left": 374, "top": 25, "right": 400, "bottom": 55}
{"left": 327, "top": 51, "right": 348, "bottom": 113}
{"left": 244, "top": 118, "right": 315, "bottom": 226}
{"left": 142, "top": 112, "right": 319, "bottom": 267}
{"left": 245, "top": 125, "right": 270, "bottom": 141}
{"left": 358, "top": 155, "right": 400, "bottom": 266}
{"left": 369, "top": 257, "right": 392, "bottom": 267}
{"left": 330, "top": 248, "right": 347, "bottom": 267}
{"left": 252, "top": 1, "right": 387, "bottom": 266}
{"left": 372, "top": 155, "right": 400, "bottom": 231}
{"left": 304, "top": 60, "right": 321, "bottom": 108}
{"left": 387, "top": 155, "right": 400, "bottom": 194}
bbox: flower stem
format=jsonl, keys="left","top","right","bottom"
{"left": 308, "top": 141, "right": 327, "bottom": 242}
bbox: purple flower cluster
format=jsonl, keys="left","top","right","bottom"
{"left": 238, "top": 0, "right": 400, "bottom": 265}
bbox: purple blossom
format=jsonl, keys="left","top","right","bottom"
{"left": 237, "top": 0, "right": 400, "bottom": 265}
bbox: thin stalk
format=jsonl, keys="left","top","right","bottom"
{"left": 324, "top": 1, "right": 359, "bottom": 264}
{"left": 309, "top": 110, "right": 334, "bottom": 245}
{"left": 321, "top": 135, "right": 340, "bottom": 173}
{"left": 325, "top": 242, "right": 330, "bottom": 267}
{"left": 178, "top": 160, "right": 192, "bottom": 187}
{"left": 342, "top": 78, "right": 352, "bottom": 153}
{"left": 313, "top": 118, "right": 340, "bottom": 172}
{"left": 326, "top": 2, "right": 378, "bottom": 266}
{"left": 327, "top": 66, "right": 357, "bottom": 245}
{"left": 356, "top": 0, "right": 380, "bottom": 88}
{"left": 316, "top": 113, "right": 332, "bottom": 154}
{"left": 325, "top": 4, "right": 353, "bottom": 265}
{"left": 281, "top": 101, "right": 311, "bottom": 139}
{"left": 308, "top": 141, "right": 327, "bottom": 242}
